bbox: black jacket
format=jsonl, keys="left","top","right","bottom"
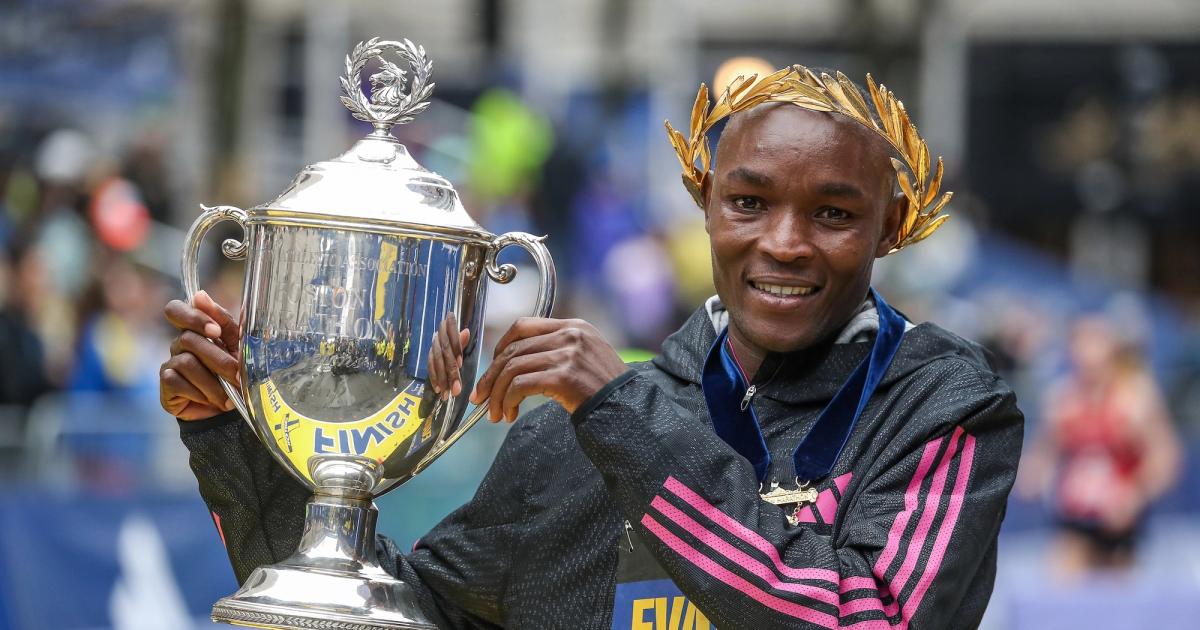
{"left": 180, "top": 305, "right": 1023, "bottom": 629}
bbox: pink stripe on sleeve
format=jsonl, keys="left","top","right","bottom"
{"left": 873, "top": 437, "right": 944, "bottom": 577}
{"left": 641, "top": 514, "right": 839, "bottom": 629}
{"left": 888, "top": 427, "right": 963, "bottom": 601}
{"left": 649, "top": 496, "right": 839, "bottom": 607}
{"left": 834, "top": 472, "right": 853, "bottom": 496}
{"left": 795, "top": 505, "right": 818, "bottom": 524}
{"left": 901, "top": 433, "right": 977, "bottom": 622}
{"left": 663, "top": 476, "right": 840, "bottom": 583}
{"left": 211, "top": 511, "right": 226, "bottom": 548}
{"left": 814, "top": 489, "right": 839, "bottom": 524}
{"left": 838, "top": 576, "right": 880, "bottom": 593}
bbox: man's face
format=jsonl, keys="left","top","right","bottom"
{"left": 703, "top": 104, "right": 902, "bottom": 355}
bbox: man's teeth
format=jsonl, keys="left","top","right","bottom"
{"left": 753, "top": 282, "right": 817, "bottom": 297}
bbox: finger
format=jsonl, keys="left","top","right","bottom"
{"left": 502, "top": 370, "right": 567, "bottom": 423}
{"left": 160, "top": 366, "right": 213, "bottom": 411}
{"left": 491, "top": 317, "right": 569, "bottom": 362}
{"left": 445, "top": 314, "right": 463, "bottom": 366}
{"left": 494, "top": 350, "right": 565, "bottom": 422}
{"left": 453, "top": 328, "right": 471, "bottom": 396}
{"left": 164, "top": 299, "right": 221, "bottom": 339}
{"left": 473, "top": 326, "right": 570, "bottom": 404}
{"left": 165, "top": 353, "right": 230, "bottom": 410}
{"left": 484, "top": 340, "right": 564, "bottom": 420}
{"left": 428, "top": 330, "right": 448, "bottom": 396}
{"left": 193, "top": 290, "right": 240, "bottom": 350}
{"left": 438, "top": 318, "right": 462, "bottom": 398}
{"left": 173, "top": 330, "right": 240, "bottom": 382}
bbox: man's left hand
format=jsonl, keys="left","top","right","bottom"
{"left": 470, "top": 318, "right": 628, "bottom": 422}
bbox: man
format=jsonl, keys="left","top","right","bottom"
{"left": 162, "top": 67, "right": 1022, "bottom": 629}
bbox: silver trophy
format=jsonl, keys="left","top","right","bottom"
{"left": 180, "top": 38, "right": 555, "bottom": 630}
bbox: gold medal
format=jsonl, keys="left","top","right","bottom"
{"left": 760, "top": 480, "right": 818, "bottom": 526}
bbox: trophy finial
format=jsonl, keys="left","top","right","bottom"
{"left": 339, "top": 37, "right": 435, "bottom": 135}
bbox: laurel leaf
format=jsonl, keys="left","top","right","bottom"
{"left": 902, "top": 195, "right": 919, "bottom": 238}
{"left": 823, "top": 73, "right": 868, "bottom": 126}
{"left": 797, "top": 65, "right": 822, "bottom": 88}
{"left": 887, "top": 99, "right": 903, "bottom": 148}
{"left": 895, "top": 164, "right": 919, "bottom": 208}
{"left": 923, "top": 158, "right": 944, "bottom": 208}
{"left": 746, "top": 68, "right": 791, "bottom": 100}
{"left": 820, "top": 72, "right": 849, "bottom": 105}
{"left": 909, "top": 214, "right": 950, "bottom": 245}
{"left": 700, "top": 136, "right": 712, "bottom": 173}
{"left": 836, "top": 72, "right": 874, "bottom": 128}
{"left": 728, "top": 74, "right": 757, "bottom": 101}
{"left": 740, "top": 93, "right": 773, "bottom": 110}
{"left": 789, "top": 81, "right": 831, "bottom": 105}
{"left": 927, "top": 190, "right": 954, "bottom": 218}
{"left": 664, "top": 123, "right": 692, "bottom": 171}
{"left": 690, "top": 84, "right": 710, "bottom": 140}
{"left": 788, "top": 97, "right": 835, "bottom": 111}
{"left": 901, "top": 108, "right": 921, "bottom": 162}
{"left": 918, "top": 143, "right": 930, "bottom": 186}
{"left": 676, "top": 135, "right": 694, "bottom": 167}
{"left": 867, "top": 77, "right": 889, "bottom": 128}
{"left": 683, "top": 174, "right": 704, "bottom": 206}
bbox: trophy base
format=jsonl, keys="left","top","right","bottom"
{"left": 211, "top": 565, "right": 433, "bottom": 630}
{"left": 212, "top": 493, "right": 436, "bottom": 630}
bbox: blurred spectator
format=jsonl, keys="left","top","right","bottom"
{"left": 1019, "top": 316, "right": 1182, "bottom": 577}
{"left": 0, "top": 237, "right": 53, "bottom": 406}
{"left": 69, "top": 251, "right": 168, "bottom": 394}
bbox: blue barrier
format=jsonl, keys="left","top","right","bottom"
{"left": 0, "top": 492, "right": 236, "bottom": 630}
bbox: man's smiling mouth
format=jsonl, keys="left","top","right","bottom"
{"left": 748, "top": 280, "right": 821, "bottom": 298}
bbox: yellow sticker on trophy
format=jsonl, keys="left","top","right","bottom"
{"left": 260, "top": 378, "right": 426, "bottom": 482}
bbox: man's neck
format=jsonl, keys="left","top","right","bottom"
{"left": 726, "top": 325, "right": 767, "bottom": 380}
{"left": 723, "top": 295, "right": 877, "bottom": 381}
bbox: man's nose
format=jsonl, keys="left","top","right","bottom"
{"left": 757, "top": 211, "right": 815, "bottom": 263}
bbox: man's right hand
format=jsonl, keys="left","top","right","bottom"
{"left": 160, "top": 290, "right": 242, "bottom": 420}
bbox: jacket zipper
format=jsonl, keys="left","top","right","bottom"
{"left": 739, "top": 359, "right": 783, "bottom": 411}
{"left": 623, "top": 520, "right": 635, "bottom": 552}
{"left": 740, "top": 385, "right": 757, "bottom": 410}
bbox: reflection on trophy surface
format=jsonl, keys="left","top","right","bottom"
{"left": 180, "top": 37, "right": 555, "bottom": 630}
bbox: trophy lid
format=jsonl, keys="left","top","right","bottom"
{"left": 253, "top": 38, "right": 488, "bottom": 240}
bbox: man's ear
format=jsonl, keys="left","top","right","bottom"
{"left": 876, "top": 192, "right": 906, "bottom": 257}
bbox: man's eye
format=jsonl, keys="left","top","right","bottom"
{"left": 817, "top": 207, "right": 850, "bottom": 221}
{"left": 732, "top": 197, "right": 764, "bottom": 211}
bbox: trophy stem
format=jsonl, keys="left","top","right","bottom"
{"left": 295, "top": 494, "right": 380, "bottom": 571}
{"left": 211, "top": 493, "right": 436, "bottom": 630}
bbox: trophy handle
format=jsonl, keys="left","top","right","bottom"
{"left": 413, "top": 232, "right": 556, "bottom": 474}
{"left": 180, "top": 204, "right": 255, "bottom": 432}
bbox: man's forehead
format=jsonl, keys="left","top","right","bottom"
{"left": 720, "top": 104, "right": 887, "bottom": 159}
{"left": 715, "top": 104, "right": 894, "bottom": 182}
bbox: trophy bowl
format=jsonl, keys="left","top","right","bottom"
{"left": 180, "top": 38, "right": 555, "bottom": 630}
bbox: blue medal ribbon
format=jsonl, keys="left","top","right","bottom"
{"left": 702, "top": 288, "right": 907, "bottom": 484}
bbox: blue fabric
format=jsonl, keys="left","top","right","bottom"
{"left": 701, "top": 332, "right": 771, "bottom": 481}
{"left": 701, "top": 288, "right": 907, "bottom": 483}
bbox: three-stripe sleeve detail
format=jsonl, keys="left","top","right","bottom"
{"left": 640, "top": 426, "right": 978, "bottom": 628}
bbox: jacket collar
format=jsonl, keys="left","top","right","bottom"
{"left": 651, "top": 304, "right": 989, "bottom": 406}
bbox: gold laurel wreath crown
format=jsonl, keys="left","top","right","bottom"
{"left": 665, "top": 65, "right": 952, "bottom": 253}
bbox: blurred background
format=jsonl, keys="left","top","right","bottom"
{"left": 0, "top": 0, "right": 1198, "bottom": 628}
